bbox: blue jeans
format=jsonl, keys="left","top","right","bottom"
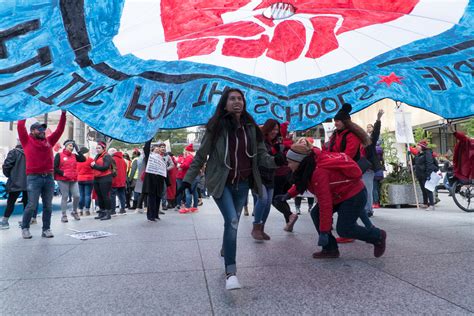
{"left": 22, "top": 174, "right": 55, "bottom": 230}
{"left": 185, "top": 178, "right": 199, "bottom": 208}
{"left": 78, "top": 182, "right": 93, "bottom": 209}
{"left": 213, "top": 181, "right": 249, "bottom": 274}
{"left": 360, "top": 169, "right": 375, "bottom": 228}
{"left": 111, "top": 187, "right": 126, "bottom": 210}
{"left": 310, "top": 188, "right": 381, "bottom": 250}
{"left": 253, "top": 185, "right": 273, "bottom": 224}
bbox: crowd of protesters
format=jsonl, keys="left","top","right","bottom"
{"left": 1, "top": 87, "right": 469, "bottom": 291}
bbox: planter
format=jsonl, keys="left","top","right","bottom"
{"left": 381, "top": 183, "right": 424, "bottom": 208}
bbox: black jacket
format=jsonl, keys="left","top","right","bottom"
{"left": 258, "top": 141, "right": 276, "bottom": 188}
{"left": 142, "top": 140, "right": 166, "bottom": 195}
{"left": 414, "top": 149, "right": 438, "bottom": 179}
{"left": 365, "top": 120, "right": 383, "bottom": 172}
{"left": 2, "top": 146, "right": 27, "bottom": 192}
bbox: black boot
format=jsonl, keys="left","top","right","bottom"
{"left": 129, "top": 200, "right": 137, "bottom": 210}
{"left": 94, "top": 210, "right": 105, "bottom": 220}
{"left": 100, "top": 210, "right": 111, "bottom": 221}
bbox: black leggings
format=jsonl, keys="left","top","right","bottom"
{"left": 272, "top": 174, "right": 293, "bottom": 223}
{"left": 295, "top": 197, "right": 315, "bottom": 210}
{"left": 4, "top": 191, "right": 28, "bottom": 218}
{"left": 94, "top": 175, "right": 112, "bottom": 211}
{"left": 417, "top": 177, "right": 434, "bottom": 206}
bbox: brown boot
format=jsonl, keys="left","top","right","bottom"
{"left": 244, "top": 206, "right": 249, "bottom": 216}
{"left": 251, "top": 223, "right": 264, "bottom": 242}
{"left": 261, "top": 224, "right": 270, "bottom": 240}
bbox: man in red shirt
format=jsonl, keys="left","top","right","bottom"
{"left": 18, "top": 111, "right": 66, "bottom": 239}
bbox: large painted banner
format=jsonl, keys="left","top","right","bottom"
{"left": 0, "top": 0, "right": 473, "bottom": 142}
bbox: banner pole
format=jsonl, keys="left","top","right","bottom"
{"left": 407, "top": 144, "right": 420, "bottom": 209}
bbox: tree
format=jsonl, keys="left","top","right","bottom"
{"left": 461, "top": 117, "right": 474, "bottom": 137}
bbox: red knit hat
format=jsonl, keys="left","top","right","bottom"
{"left": 417, "top": 140, "right": 428, "bottom": 149}
{"left": 185, "top": 144, "right": 194, "bottom": 152}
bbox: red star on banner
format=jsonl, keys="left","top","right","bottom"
{"left": 377, "top": 72, "right": 404, "bottom": 86}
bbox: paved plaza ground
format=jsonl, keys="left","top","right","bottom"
{"left": 0, "top": 192, "right": 473, "bottom": 315}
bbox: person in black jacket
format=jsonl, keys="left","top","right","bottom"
{"left": 91, "top": 141, "right": 114, "bottom": 220}
{"left": 1, "top": 145, "right": 27, "bottom": 229}
{"left": 414, "top": 140, "right": 439, "bottom": 210}
{"left": 363, "top": 109, "right": 384, "bottom": 217}
{"left": 142, "top": 140, "right": 166, "bottom": 222}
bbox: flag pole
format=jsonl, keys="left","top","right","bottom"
{"left": 407, "top": 143, "right": 420, "bottom": 209}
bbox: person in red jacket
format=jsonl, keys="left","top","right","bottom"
{"left": 109, "top": 148, "right": 128, "bottom": 215}
{"left": 91, "top": 141, "right": 114, "bottom": 221}
{"left": 176, "top": 144, "right": 197, "bottom": 213}
{"left": 54, "top": 139, "right": 86, "bottom": 222}
{"left": 276, "top": 143, "right": 387, "bottom": 259}
{"left": 18, "top": 111, "right": 67, "bottom": 239}
{"left": 76, "top": 147, "right": 95, "bottom": 216}
{"left": 325, "top": 103, "right": 372, "bottom": 243}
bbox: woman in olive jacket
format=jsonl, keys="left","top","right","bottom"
{"left": 182, "top": 88, "right": 285, "bottom": 291}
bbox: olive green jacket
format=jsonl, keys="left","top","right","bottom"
{"left": 184, "top": 123, "right": 277, "bottom": 199}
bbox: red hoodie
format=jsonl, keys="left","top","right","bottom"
{"left": 288, "top": 150, "right": 364, "bottom": 233}
{"left": 77, "top": 157, "right": 95, "bottom": 183}
{"left": 17, "top": 112, "right": 66, "bottom": 175}
{"left": 453, "top": 132, "right": 474, "bottom": 181}
{"left": 112, "top": 152, "right": 128, "bottom": 188}
{"left": 176, "top": 154, "right": 194, "bottom": 179}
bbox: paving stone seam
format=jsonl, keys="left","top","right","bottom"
{"left": 192, "top": 215, "right": 216, "bottom": 316}
{"left": 0, "top": 279, "right": 21, "bottom": 294}
{"left": 3, "top": 269, "right": 206, "bottom": 282}
{"left": 355, "top": 258, "right": 474, "bottom": 313}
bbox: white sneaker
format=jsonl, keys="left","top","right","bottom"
{"left": 22, "top": 228, "right": 32, "bottom": 239}
{"left": 426, "top": 205, "right": 435, "bottom": 211}
{"left": 225, "top": 275, "right": 242, "bottom": 290}
{"left": 41, "top": 229, "right": 54, "bottom": 238}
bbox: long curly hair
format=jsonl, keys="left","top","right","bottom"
{"left": 206, "top": 88, "right": 262, "bottom": 146}
{"left": 342, "top": 120, "right": 372, "bottom": 147}
{"left": 261, "top": 119, "right": 280, "bottom": 143}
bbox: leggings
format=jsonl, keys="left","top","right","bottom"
{"left": 272, "top": 174, "right": 293, "bottom": 223}
{"left": 3, "top": 191, "right": 28, "bottom": 218}
{"left": 93, "top": 175, "right": 112, "bottom": 211}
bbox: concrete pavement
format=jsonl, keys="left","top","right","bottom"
{"left": 0, "top": 192, "right": 473, "bottom": 315}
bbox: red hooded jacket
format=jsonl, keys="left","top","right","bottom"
{"left": 453, "top": 132, "right": 474, "bottom": 181}
{"left": 17, "top": 112, "right": 66, "bottom": 175}
{"left": 288, "top": 150, "right": 364, "bottom": 233}
{"left": 325, "top": 129, "right": 361, "bottom": 160}
{"left": 77, "top": 157, "right": 95, "bottom": 183}
{"left": 112, "top": 152, "right": 128, "bottom": 188}
{"left": 176, "top": 154, "right": 194, "bottom": 179}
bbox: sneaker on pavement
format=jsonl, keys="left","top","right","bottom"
{"left": 79, "top": 211, "right": 84, "bottom": 216}
{"left": 179, "top": 208, "right": 190, "bottom": 214}
{"left": 225, "top": 275, "right": 242, "bottom": 290}
{"left": 22, "top": 228, "right": 32, "bottom": 239}
{"left": 30, "top": 218, "right": 37, "bottom": 224}
{"left": 373, "top": 229, "right": 387, "bottom": 258}
{"left": 0, "top": 220, "right": 10, "bottom": 230}
{"left": 119, "top": 209, "right": 127, "bottom": 215}
{"left": 296, "top": 208, "right": 301, "bottom": 215}
{"left": 426, "top": 205, "right": 435, "bottom": 211}
{"left": 336, "top": 237, "right": 355, "bottom": 243}
{"left": 61, "top": 215, "right": 68, "bottom": 223}
{"left": 312, "top": 249, "right": 340, "bottom": 259}
{"left": 41, "top": 229, "right": 54, "bottom": 238}
{"left": 189, "top": 207, "right": 198, "bottom": 213}
{"left": 110, "top": 210, "right": 117, "bottom": 216}
{"left": 71, "top": 212, "right": 80, "bottom": 221}
{"left": 85, "top": 210, "right": 91, "bottom": 216}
